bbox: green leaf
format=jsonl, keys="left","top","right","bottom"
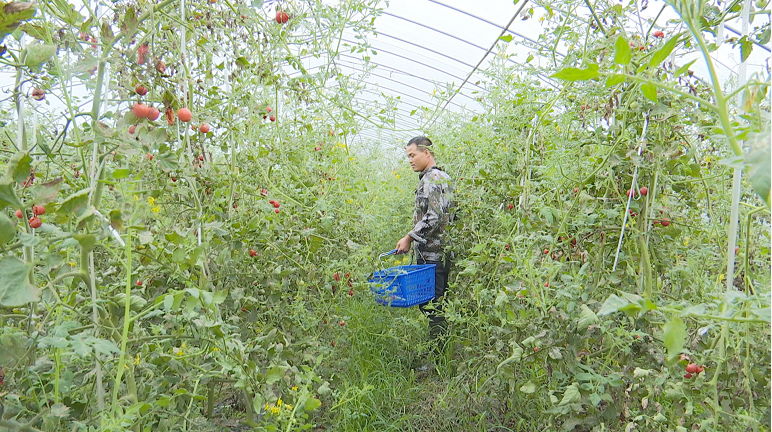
{"left": 265, "top": 366, "right": 284, "bottom": 384}
{"left": 520, "top": 381, "right": 537, "bottom": 394}
{"left": 559, "top": 383, "right": 581, "bottom": 405}
{"left": 745, "top": 131, "right": 771, "bottom": 208}
{"left": 0, "top": 180, "right": 21, "bottom": 211}
{"left": 662, "top": 316, "right": 687, "bottom": 361}
{"left": 24, "top": 42, "right": 56, "bottom": 70}
{"left": 598, "top": 294, "right": 629, "bottom": 315}
{"left": 605, "top": 73, "right": 626, "bottom": 87}
{"left": 0, "top": 213, "right": 15, "bottom": 244}
{"left": 31, "top": 178, "right": 63, "bottom": 204}
{"left": 5, "top": 151, "right": 32, "bottom": 183}
{"left": 74, "top": 234, "right": 96, "bottom": 252}
{"left": 120, "top": 5, "right": 138, "bottom": 36}
{"left": 577, "top": 304, "right": 598, "bottom": 328}
{"left": 648, "top": 36, "right": 679, "bottom": 67}
{"left": 499, "top": 34, "right": 513, "bottom": 43}
{"left": 304, "top": 397, "right": 322, "bottom": 411}
{"left": 111, "top": 168, "right": 132, "bottom": 179}
{"left": 0, "top": 256, "right": 39, "bottom": 306}
{"left": 0, "top": 0, "right": 37, "bottom": 44}
{"left": 614, "top": 35, "right": 631, "bottom": 65}
{"left": 673, "top": 59, "right": 696, "bottom": 77}
{"left": 57, "top": 188, "right": 91, "bottom": 215}
{"left": 740, "top": 37, "right": 753, "bottom": 62}
{"left": 550, "top": 64, "right": 600, "bottom": 81}
{"left": 641, "top": 83, "right": 658, "bottom": 102}
{"left": 497, "top": 344, "right": 524, "bottom": 370}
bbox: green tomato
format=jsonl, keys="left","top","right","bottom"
{"left": 630, "top": 101, "right": 640, "bottom": 109}
{"left": 756, "top": 0, "right": 768, "bottom": 9}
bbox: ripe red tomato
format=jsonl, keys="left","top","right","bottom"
{"left": 272, "top": 201, "right": 280, "bottom": 208}
{"left": 15, "top": 209, "right": 23, "bottom": 218}
{"left": 276, "top": 11, "right": 289, "bottom": 24}
{"left": 627, "top": 189, "right": 634, "bottom": 197}
{"left": 639, "top": 186, "right": 648, "bottom": 196}
{"left": 507, "top": 203, "right": 514, "bottom": 209}
{"left": 653, "top": 30, "right": 665, "bottom": 38}
{"left": 660, "top": 217, "right": 671, "bottom": 227}
{"left": 505, "top": 244, "right": 510, "bottom": 251}
{"left": 199, "top": 123, "right": 210, "bottom": 133}
{"left": 29, "top": 216, "right": 42, "bottom": 228}
{"left": 249, "top": 249, "right": 257, "bottom": 257}
{"left": 178, "top": 108, "right": 192, "bottom": 122}
{"left": 334, "top": 272, "right": 341, "bottom": 282}
{"left": 348, "top": 289, "right": 354, "bottom": 296}
{"left": 133, "top": 103, "right": 150, "bottom": 118}
{"left": 330, "top": 341, "right": 335, "bottom": 347}
{"left": 155, "top": 60, "right": 166, "bottom": 73}
{"left": 544, "top": 282, "right": 549, "bottom": 287}
{"left": 543, "top": 249, "right": 549, "bottom": 254}
{"left": 269, "top": 115, "right": 276, "bottom": 122}
{"left": 147, "top": 108, "right": 160, "bottom": 121}
{"left": 136, "top": 280, "right": 143, "bottom": 286}
{"left": 135, "top": 85, "right": 148, "bottom": 95}
{"left": 32, "top": 205, "right": 45, "bottom": 216}
{"left": 533, "top": 347, "right": 539, "bottom": 352}
{"left": 128, "top": 125, "right": 137, "bottom": 134}
{"left": 260, "top": 188, "right": 268, "bottom": 196}
{"left": 266, "top": 107, "right": 272, "bottom": 113}
{"left": 339, "top": 320, "right": 345, "bottom": 326}
{"left": 685, "top": 363, "right": 698, "bottom": 373}
{"left": 274, "top": 208, "right": 280, "bottom": 214}
{"left": 684, "top": 373, "right": 693, "bottom": 378}
{"left": 146, "top": 153, "right": 153, "bottom": 161}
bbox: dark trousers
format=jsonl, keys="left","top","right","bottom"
{"left": 417, "top": 257, "right": 449, "bottom": 349}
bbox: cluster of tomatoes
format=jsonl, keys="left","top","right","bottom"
{"left": 15, "top": 204, "right": 46, "bottom": 229}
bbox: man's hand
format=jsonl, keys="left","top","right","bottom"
{"left": 395, "top": 235, "right": 413, "bottom": 254}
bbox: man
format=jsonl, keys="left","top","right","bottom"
{"left": 395, "top": 136, "right": 454, "bottom": 361}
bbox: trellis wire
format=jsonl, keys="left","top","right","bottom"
{"left": 612, "top": 111, "right": 650, "bottom": 271}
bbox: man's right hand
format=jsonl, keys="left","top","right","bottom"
{"left": 395, "top": 235, "right": 413, "bottom": 254}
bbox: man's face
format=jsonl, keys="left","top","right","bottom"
{"left": 406, "top": 144, "right": 431, "bottom": 172}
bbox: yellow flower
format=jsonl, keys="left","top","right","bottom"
{"left": 270, "top": 406, "right": 280, "bottom": 414}
{"left": 291, "top": 386, "right": 298, "bottom": 391}
{"left": 69, "top": 262, "right": 77, "bottom": 267}
{"left": 349, "top": 157, "right": 354, "bottom": 161}
{"left": 133, "top": 195, "right": 139, "bottom": 201}
{"left": 264, "top": 403, "right": 270, "bottom": 411}
{"left": 277, "top": 398, "right": 283, "bottom": 407}
{"left": 211, "top": 346, "right": 220, "bottom": 352}
{"left": 396, "top": 174, "right": 400, "bottom": 179}
{"left": 285, "top": 404, "right": 292, "bottom": 410}
{"left": 683, "top": 238, "right": 689, "bottom": 246}
{"left": 148, "top": 197, "right": 155, "bottom": 205}
{"left": 151, "top": 205, "right": 160, "bottom": 213}
{"left": 705, "top": 156, "right": 711, "bottom": 163}
{"left": 134, "top": 354, "right": 140, "bottom": 365}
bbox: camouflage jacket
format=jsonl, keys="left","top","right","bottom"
{"left": 408, "top": 166, "right": 454, "bottom": 262}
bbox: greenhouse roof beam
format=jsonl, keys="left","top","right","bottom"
{"left": 376, "top": 31, "right": 478, "bottom": 69}
{"left": 292, "top": 53, "right": 467, "bottom": 98}
{"left": 288, "top": 62, "right": 472, "bottom": 109}
{"left": 376, "top": 14, "right": 561, "bottom": 88}
{"left": 426, "top": 0, "right": 529, "bottom": 128}
{"left": 427, "top": 0, "right": 565, "bottom": 58}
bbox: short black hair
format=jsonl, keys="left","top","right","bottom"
{"left": 407, "top": 136, "right": 433, "bottom": 151}
{"left": 407, "top": 136, "right": 432, "bottom": 147}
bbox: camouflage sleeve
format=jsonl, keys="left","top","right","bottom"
{"left": 408, "top": 175, "right": 450, "bottom": 244}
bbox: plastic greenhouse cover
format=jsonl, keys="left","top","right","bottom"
{"left": 1, "top": 0, "right": 768, "bottom": 151}
{"left": 280, "top": 0, "right": 770, "bottom": 147}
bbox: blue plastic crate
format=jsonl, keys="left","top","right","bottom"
{"left": 369, "top": 264, "right": 436, "bottom": 308}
